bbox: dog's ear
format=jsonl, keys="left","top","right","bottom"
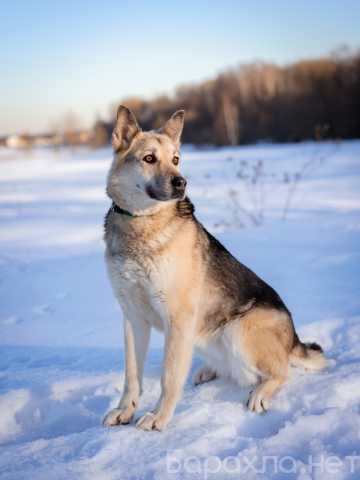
{"left": 160, "top": 110, "right": 185, "bottom": 144}
{"left": 112, "top": 105, "right": 141, "bottom": 152}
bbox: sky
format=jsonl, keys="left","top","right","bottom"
{"left": 1, "top": 0, "right": 360, "bottom": 135}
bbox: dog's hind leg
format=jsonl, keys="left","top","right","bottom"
{"left": 103, "top": 316, "right": 150, "bottom": 426}
{"left": 232, "top": 308, "right": 293, "bottom": 413}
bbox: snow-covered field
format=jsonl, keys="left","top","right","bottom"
{"left": 0, "top": 141, "right": 360, "bottom": 479}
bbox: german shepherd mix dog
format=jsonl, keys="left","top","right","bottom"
{"left": 103, "top": 106, "right": 326, "bottom": 431}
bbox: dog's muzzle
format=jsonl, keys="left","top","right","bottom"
{"left": 146, "top": 175, "right": 187, "bottom": 201}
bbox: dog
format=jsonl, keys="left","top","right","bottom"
{"left": 102, "top": 105, "right": 326, "bottom": 431}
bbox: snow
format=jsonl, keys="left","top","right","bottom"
{"left": 0, "top": 141, "right": 360, "bottom": 479}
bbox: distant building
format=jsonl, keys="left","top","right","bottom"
{"left": 4, "top": 130, "right": 92, "bottom": 149}
{"left": 33, "top": 133, "right": 62, "bottom": 147}
{"left": 6, "top": 134, "right": 33, "bottom": 149}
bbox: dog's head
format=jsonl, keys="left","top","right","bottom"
{"left": 106, "top": 105, "right": 186, "bottom": 213}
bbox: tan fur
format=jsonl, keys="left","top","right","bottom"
{"left": 103, "top": 105, "right": 326, "bottom": 431}
{"left": 289, "top": 343, "right": 327, "bottom": 370}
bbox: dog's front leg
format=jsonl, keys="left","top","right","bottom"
{"left": 136, "top": 322, "right": 194, "bottom": 431}
{"left": 103, "top": 316, "right": 150, "bottom": 426}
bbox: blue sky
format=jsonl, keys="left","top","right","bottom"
{"left": 1, "top": 0, "right": 360, "bottom": 135}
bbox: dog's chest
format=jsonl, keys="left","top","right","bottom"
{"left": 106, "top": 249, "right": 168, "bottom": 331}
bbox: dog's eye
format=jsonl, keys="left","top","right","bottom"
{"left": 173, "top": 156, "right": 180, "bottom": 166}
{"left": 143, "top": 154, "right": 156, "bottom": 164}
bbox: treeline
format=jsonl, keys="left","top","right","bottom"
{"left": 98, "top": 51, "right": 360, "bottom": 146}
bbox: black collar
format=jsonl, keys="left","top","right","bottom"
{"left": 111, "top": 202, "right": 135, "bottom": 217}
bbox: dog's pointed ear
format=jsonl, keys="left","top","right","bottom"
{"left": 112, "top": 105, "right": 141, "bottom": 152}
{"left": 160, "top": 110, "right": 185, "bottom": 144}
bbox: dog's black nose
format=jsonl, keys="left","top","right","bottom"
{"left": 171, "top": 176, "right": 187, "bottom": 189}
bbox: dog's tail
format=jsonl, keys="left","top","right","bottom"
{"left": 289, "top": 336, "right": 327, "bottom": 371}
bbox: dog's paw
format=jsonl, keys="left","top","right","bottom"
{"left": 247, "top": 388, "right": 270, "bottom": 413}
{"left": 193, "top": 366, "right": 217, "bottom": 386}
{"left": 103, "top": 406, "right": 135, "bottom": 427}
{"left": 136, "top": 411, "right": 169, "bottom": 431}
